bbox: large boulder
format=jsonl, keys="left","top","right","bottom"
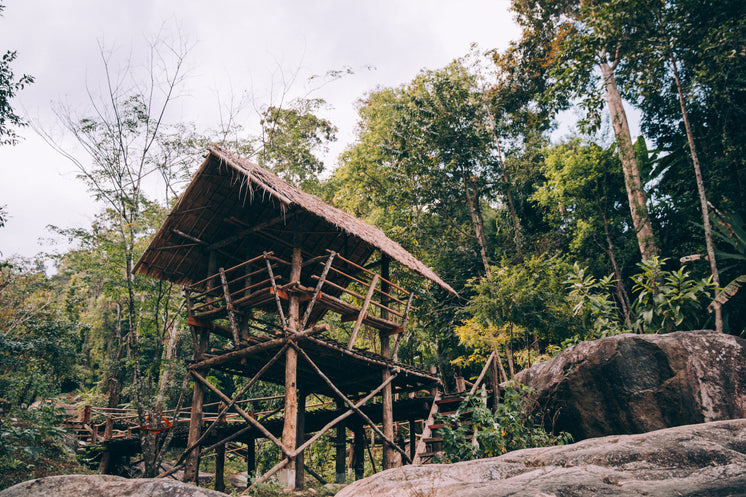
{"left": 0, "top": 475, "right": 228, "bottom": 497}
{"left": 337, "top": 418, "right": 746, "bottom": 497}
{"left": 515, "top": 330, "right": 746, "bottom": 441}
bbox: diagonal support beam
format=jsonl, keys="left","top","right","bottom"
{"left": 292, "top": 343, "right": 411, "bottom": 464}
{"left": 300, "top": 251, "right": 336, "bottom": 330}
{"left": 219, "top": 267, "right": 242, "bottom": 347}
{"left": 179, "top": 344, "right": 288, "bottom": 463}
{"left": 265, "top": 252, "right": 287, "bottom": 329}
{"left": 191, "top": 371, "right": 292, "bottom": 457}
{"left": 347, "top": 274, "right": 379, "bottom": 349}
{"left": 291, "top": 371, "right": 398, "bottom": 457}
{"left": 469, "top": 351, "right": 496, "bottom": 396}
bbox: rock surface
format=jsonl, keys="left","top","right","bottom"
{"left": 337, "top": 418, "right": 746, "bottom": 497}
{"left": 0, "top": 475, "right": 229, "bottom": 497}
{"left": 516, "top": 330, "right": 746, "bottom": 441}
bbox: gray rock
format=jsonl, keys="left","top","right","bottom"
{"left": 337, "top": 418, "right": 746, "bottom": 497}
{"left": 0, "top": 475, "right": 229, "bottom": 497}
{"left": 515, "top": 330, "right": 746, "bottom": 441}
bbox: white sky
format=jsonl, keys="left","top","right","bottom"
{"left": 0, "top": 0, "right": 521, "bottom": 259}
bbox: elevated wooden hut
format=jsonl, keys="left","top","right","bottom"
{"left": 135, "top": 145, "right": 456, "bottom": 489}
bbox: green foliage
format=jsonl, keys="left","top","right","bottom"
{"left": 631, "top": 257, "right": 716, "bottom": 333}
{"left": 0, "top": 405, "right": 85, "bottom": 490}
{"left": 566, "top": 263, "right": 625, "bottom": 338}
{"left": 435, "top": 383, "right": 572, "bottom": 462}
{"left": 259, "top": 98, "right": 337, "bottom": 193}
{"left": 0, "top": 260, "right": 83, "bottom": 405}
{"left": 0, "top": 2, "right": 34, "bottom": 146}
{"left": 568, "top": 257, "right": 716, "bottom": 335}
{"left": 533, "top": 139, "right": 636, "bottom": 273}
{"left": 462, "top": 254, "right": 582, "bottom": 360}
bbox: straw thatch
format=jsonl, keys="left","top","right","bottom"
{"left": 134, "top": 145, "right": 457, "bottom": 296}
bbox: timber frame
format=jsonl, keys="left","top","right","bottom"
{"left": 135, "top": 146, "right": 455, "bottom": 490}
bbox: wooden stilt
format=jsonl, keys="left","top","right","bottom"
{"left": 380, "top": 256, "right": 396, "bottom": 470}
{"left": 295, "top": 391, "right": 306, "bottom": 489}
{"left": 408, "top": 417, "right": 417, "bottom": 464}
{"left": 335, "top": 400, "right": 346, "bottom": 483}
{"left": 247, "top": 438, "right": 256, "bottom": 481}
{"left": 490, "top": 350, "right": 500, "bottom": 411}
{"left": 214, "top": 444, "right": 226, "bottom": 492}
{"left": 353, "top": 422, "right": 365, "bottom": 480}
{"left": 280, "top": 247, "right": 302, "bottom": 490}
{"left": 183, "top": 323, "right": 209, "bottom": 483}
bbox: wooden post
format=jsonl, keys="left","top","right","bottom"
{"left": 335, "top": 400, "right": 346, "bottom": 483}
{"left": 215, "top": 443, "right": 226, "bottom": 492}
{"left": 184, "top": 296, "right": 210, "bottom": 483}
{"left": 295, "top": 391, "right": 306, "bottom": 489}
{"left": 408, "top": 417, "right": 417, "bottom": 464}
{"left": 490, "top": 351, "right": 500, "bottom": 411}
{"left": 353, "top": 422, "right": 365, "bottom": 480}
{"left": 99, "top": 415, "right": 114, "bottom": 474}
{"left": 246, "top": 437, "right": 256, "bottom": 481}
{"left": 280, "top": 247, "right": 302, "bottom": 490}
{"left": 380, "top": 256, "right": 396, "bottom": 470}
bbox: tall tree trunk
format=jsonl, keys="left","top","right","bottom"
{"left": 667, "top": 51, "right": 723, "bottom": 332}
{"left": 599, "top": 60, "right": 659, "bottom": 260}
{"left": 485, "top": 107, "right": 524, "bottom": 262}
{"left": 601, "top": 210, "right": 634, "bottom": 329}
{"left": 463, "top": 173, "right": 491, "bottom": 276}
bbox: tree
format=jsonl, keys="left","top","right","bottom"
{"left": 0, "top": 1, "right": 34, "bottom": 145}
{"left": 507, "top": 0, "right": 660, "bottom": 260}
{"left": 533, "top": 139, "right": 636, "bottom": 326}
{"left": 611, "top": 0, "right": 746, "bottom": 332}
{"left": 258, "top": 98, "right": 337, "bottom": 193}
{"left": 43, "top": 38, "right": 194, "bottom": 478}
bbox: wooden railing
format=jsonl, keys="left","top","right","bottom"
{"left": 183, "top": 251, "right": 414, "bottom": 348}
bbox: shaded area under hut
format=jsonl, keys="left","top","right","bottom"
{"left": 133, "top": 145, "right": 457, "bottom": 491}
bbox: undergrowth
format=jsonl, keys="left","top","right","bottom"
{"left": 435, "top": 381, "right": 572, "bottom": 463}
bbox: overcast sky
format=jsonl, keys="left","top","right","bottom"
{"left": 0, "top": 0, "right": 520, "bottom": 260}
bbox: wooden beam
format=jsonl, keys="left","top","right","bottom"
{"left": 191, "top": 371, "right": 291, "bottom": 457}
{"left": 281, "top": 247, "right": 302, "bottom": 490}
{"left": 300, "top": 251, "right": 336, "bottom": 330}
{"left": 183, "top": 326, "right": 209, "bottom": 483}
{"left": 335, "top": 399, "right": 346, "bottom": 483}
{"left": 469, "top": 351, "right": 496, "bottom": 396}
{"left": 290, "top": 372, "right": 397, "bottom": 458}
{"left": 210, "top": 212, "right": 298, "bottom": 250}
{"left": 219, "top": 268, "right": 241, "bottom": 347}
{"left": 188, "top": 324, "right": 329, "bottom": 370}
{"left": 381, "top": 256, "right": 395, "bottom": 470}
{"left": 347, "top": 273, "right": 379, "bottom": 349}
{"left": 215, "top": 444, "right": 226, "bottom": 492}
{"left": 293, "top": 344, "right": 411, "bottom": 464}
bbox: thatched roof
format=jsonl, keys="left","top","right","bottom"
{"left": 135, "top": 145, "right": 457, "bottom": 296}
